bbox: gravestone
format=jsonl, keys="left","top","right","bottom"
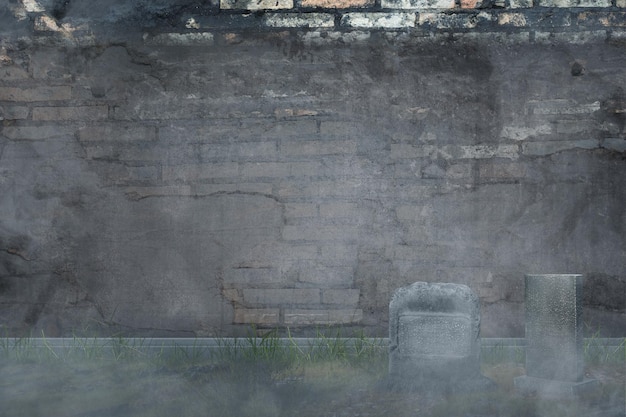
{"left": 514, "top": 274, "right": 598, "bottom": 397}
{"left": 388, "top": 282, "right": 493, "bottom": 391}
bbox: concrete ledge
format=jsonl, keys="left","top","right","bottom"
{"left": 514, "top": 375, "right": 600, "bottom": 398}
{"left": 1, "top": 337, "right": 622, "bottom": 358}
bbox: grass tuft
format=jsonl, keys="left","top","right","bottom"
{"left": 0, "top": 329, "right": 623, "bottom": 417}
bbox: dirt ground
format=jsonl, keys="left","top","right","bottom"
{"left": 0, "top": 358, "right": 624, "bottom": 417}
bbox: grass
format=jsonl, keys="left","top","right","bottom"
{"left": 584, "top": 332, "right": 626, "bottom": 366}
{"left": 0, "top": 330, "right": 624, "bottom": 417}
{"left": 0, "top": 327, "right": 389, "bottom": 417}
{"left": 482, "top": 342, "right": 525, "bottom": 365}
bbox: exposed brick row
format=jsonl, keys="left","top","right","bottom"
{"left": 216, "top": 0, "right": 619, "bottom": 9}
{"left": 233, "top": 308, "right": 364, "bottom": 325}
{"left": 1, "top": 24, "right": 625, "bottom": 336}
{"left": 141, "top": 11, "right": 626, "bottom": 34}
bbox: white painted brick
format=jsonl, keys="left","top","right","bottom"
{"left": 508, "top": 0, "right": 533, "bottom": 7}
{"left": 264, "top": 13, "right": 335, "bottom": 28}
{"left": 458, "top": 145, "right": 519, "bottom": 160}
{"left": 22, "top": 0, "right": 44, "bottom": 12}
{"left": 418, "top": 12, "right": 491, "bottom": 29}
{"left": 341, "top": 12, "right": 416, "bottom": 28}
{"left": 284, "top": 309, "right": 363, "bottom": 325}
{"left": 522, "top": 139, "right": 600, "bottom": 156}
{"left": 381, "top": 0, "right": 455, "bottom": 8}
{"left": 301, "top": 0, "right": 373, "bottom": 6}
{"left": 501, "top": 125, "right": 552, "bottom": 140}
{"left": 529, "top": 100, "right": 601, "bottom": 115}
{"left": 537, "top": 0, "right": 611, "bottom": 6}
{"left": 498, "top": 13, "right": 528, "bottom": 27}
{"left": 391, "top": 144, "right": 519, "bottom": 160}
{"left": 221, "top": 0, "right": 293, "bottom": 9}
{"left": 274, "top": 108, "right": 319, "bottom": 118}
{"left": 34, "top": 15, "right": 60, "bottom": 32}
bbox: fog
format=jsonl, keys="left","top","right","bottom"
{"left": 1, "top": 1, "right": 625, "bottom": 415}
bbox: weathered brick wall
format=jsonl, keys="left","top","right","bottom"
{"left": 1, "top": 0, "right": 625, "bottom": 337}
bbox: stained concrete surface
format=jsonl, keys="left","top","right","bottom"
{"left": 0, "top": 8, "right": 625, "bottom": 337}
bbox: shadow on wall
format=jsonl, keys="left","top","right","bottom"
{"left": 70, "top": 192, "right": 284, "bottom": 337}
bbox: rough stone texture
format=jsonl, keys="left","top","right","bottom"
{"left": 220, "top": 0, "right": 294, "bottom": 9}
{"left": 388, "top": 282, "right": 492, "bottom": 391}
{"left": 525, "top": 275, "right": 584, "bottom": 382}
{"left": 381, "top": 0, "right": 456, "bottom": 8}
{"left": 514, "top": 274, "right": 599, "bottom": 398}
{"left": 0, "top": 3, "right": 625, "bottom": 337}
{"left": 264, "top": 13, "right": 335, "bottom": 28}
{"left": 341, "top": 12, "right": 417, "bottom": 28}
{"left": 301, "top": 0, "right": 374, "bottom": 7}
{"left": 536, "top": 0, "right": 611, "bottom": 6}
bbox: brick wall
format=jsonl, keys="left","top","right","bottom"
{"left": 0, "top": 0, "right": 625, "bottom": 337}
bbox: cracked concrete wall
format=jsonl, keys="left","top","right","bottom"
{"left": 1, "top": 2, "right": 625, "bottom": 337}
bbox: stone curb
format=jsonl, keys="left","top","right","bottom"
{"left": 3, "top": 337, "right": 623, "bottom": 354}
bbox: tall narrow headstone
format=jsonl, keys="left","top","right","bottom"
{"left": 514, "top": 274, "right": 598, "bottom": 397}
{"left": 388, "top": 282, "right": 493, "bottom": 392}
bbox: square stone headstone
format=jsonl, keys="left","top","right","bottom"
{"left": 514, "top": 274, "right": 598, "bottom": 397}
{"left": 389, "top": 282, "right": 492, "bottom": 391}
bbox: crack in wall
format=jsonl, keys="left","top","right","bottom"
{"left": 4, "top": 248, "right": 33, "bottom": 261}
